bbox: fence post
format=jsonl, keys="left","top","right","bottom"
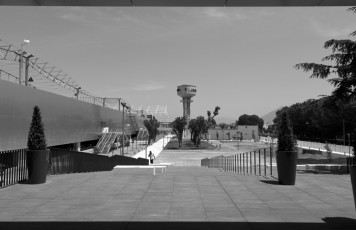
{"left": 228, "top": 156, "right": 230, "bottom": 172}
{"left": 239, "top": 154, "right": 241, "bottom": 174}
{"left": 254, "top": 150, "right": 256, "bottom": 175}
{"left": 243, "top": 153, "right": 245, "bottom": 174}
{"left": 250, "top": 151, "right": 252, "bottom": 175}
{"left": 270, "top": 146, "right": 273, "bottom": 176}
{"left": 264, "top": 148, "right": 267, "bottom": 176}
{"left": 259, "top": 149, "right": 261, "bottom": 176}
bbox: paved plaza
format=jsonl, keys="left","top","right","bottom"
{"left": 1, "top": 139, "right": 356, "bottom": 229}
{"left": 1, "top": 154, "right": 356, "bottom": 230}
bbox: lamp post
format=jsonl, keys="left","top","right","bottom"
{"left": 121, "top": 102, "right": 129, "bottom": 155}
{"left": 24, "top": 53, "right": 34, "bottom": 86}
{"left": 348, "top": 133, "right": 351, "bottom": 157}
{"left": 126, "top": 123, "right": 132, "bottom": 151}
{"left": 145, "top": 133, "right": 148, "bottom": 160}
{"left": 75, "top": 87, "right": 81, "bottom": 100}
{"left": 19, "top": 39, "right": 30, "bottom": 85}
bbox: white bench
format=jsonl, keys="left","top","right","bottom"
{"left": 113, "top": 165, "right": 167, "bottom": 175}
{"left": 158, "top": 163, "right": 174, "bottom": 167}
{"left": 151, "top": 163, "right": 174, "bottom": 169}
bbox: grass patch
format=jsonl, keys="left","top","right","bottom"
{"left": 164, "top": 139, "right": 216, "bottom": 150}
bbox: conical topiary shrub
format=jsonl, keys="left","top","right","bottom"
{"left": 28, "top": 106, "right": 47, "bottom": 150}
{"left": 277, "top": 111, "right": 296, "bottom": 152}
{"left": 276, "top": 111, "right": 298, "bottom": 185}
{"left": 27, "top": 106, "right": 49, "bottom": 184}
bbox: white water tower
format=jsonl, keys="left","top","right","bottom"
{"left": 177, "top": 84, "right": 196, "bottom": 123}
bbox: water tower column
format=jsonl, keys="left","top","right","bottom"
{"left": 182, "top": 97, "right": 192, "bottom": 122}
{"left": 177, "top": 85, "right": 197, "bottom": 137}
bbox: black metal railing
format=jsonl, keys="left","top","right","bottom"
{"left": 49, "top": 148, "right": 112, "bottom": 174}
{"left": 1, "top": 147, "right": 149, "bottom": 188}
{"left": 201, "top": 147, "right": 276, "bottom": 177}
{"left": 0, "top": 149, "right": 27, "bottom": 188}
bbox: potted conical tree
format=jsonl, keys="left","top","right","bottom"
{"left": 350, "top": 131, "right": 356, "bottom": 211}
{"left": 27, "top": 106, "right": 49, "bottom": 184}
{"left": 276, "top": 111, "right": 297, "bottom": 185}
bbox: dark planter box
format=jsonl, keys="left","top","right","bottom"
{"left": 27, "top": 149, "right": 50, "bottom": 184}
{"left": 276, "top": 151, "right": 298, "bottom": 185}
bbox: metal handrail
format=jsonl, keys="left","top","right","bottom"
{"left": 202, "top": 147, "right": 275, "bottom": 177}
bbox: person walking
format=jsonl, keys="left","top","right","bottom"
{"left": 148, "top": 151, "right": 155, "bottom": 164}
{"left": 324, "top": 141, "right": 332, "bottom": 162}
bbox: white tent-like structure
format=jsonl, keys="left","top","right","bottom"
{"left": 131, "top": 105, "right": 169, "bottom": 123}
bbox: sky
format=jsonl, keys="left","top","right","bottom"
{"left": 0, "top": 6, "right": 355, "bottom": 123}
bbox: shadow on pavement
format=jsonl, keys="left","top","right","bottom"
{"left": 259, "top": 179, "right": 280, "bottom": 185}
{"left": 322, "top": 217, "right": 356, "bottom": 229}
{"left": 2, "top": 219, "right": 356, "bottom": 230}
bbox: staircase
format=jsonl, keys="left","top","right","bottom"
{"left": 95, "top": 130, "right": 119, "bottom": 154}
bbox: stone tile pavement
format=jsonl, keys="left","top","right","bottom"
{"left": 1, "top": 166, "right": 356, "bottom": 230}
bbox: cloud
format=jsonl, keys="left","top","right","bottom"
{"left": 203, "top": 7, "right": 247, "bottom": 22}
{"left": 59, "top": 13, "right": 87, "bottom": 22}
{"left": 204, "top": 8, "right": 228, "bottom": 19}
{"left": 133, "top": 81, "right": 165, "bottom": 91}
{"left": 310, "top": 20, "right": 353, "bottom": 38}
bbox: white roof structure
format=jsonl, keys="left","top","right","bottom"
{"left": 131, "top": 105, "right": 169, "bottom": 122}
{"left": 0, "top": 38, "right": 130, "bottom": 110}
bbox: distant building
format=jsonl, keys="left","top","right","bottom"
{"left": 237, "top": 125, "right": 259, "bottom": 141}
{"left": 207, "top": 125, "right": 259, "bottom": 141}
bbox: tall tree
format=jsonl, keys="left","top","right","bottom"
{"left": 143, "top": 116, "right": 160, "bottom": 145}
{"left": 205, "top": 106, "right": 220, "bottom": 140}
{"left": 171, "top": 117, "right": 187, "bottom": 148}
{"left": 295, "top": 8, "right": 356, "bottom": 103}
{"left": 207, "top": 106, "right": 220, "bottom": 128}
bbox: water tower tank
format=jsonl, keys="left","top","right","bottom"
{"left": 177, "top": 85, "right": 196, "bottom": 122}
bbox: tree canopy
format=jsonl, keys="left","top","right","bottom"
{"left": 207, "top": 106, "right": 220, "bottom": 128}
{"left": 171, "top": 117, "right": 187, "bottom": 148}
{"left": 236, "top": 114, "right": 264, "bottom": 130}
{"left": 188, "top": 116, "right": 207, "bottom": 147}
{"left": 295, "top": 8, "right": 356, "bottom": 102}
{"left": 272, "top": 96, "right": 356, "bottom": 144}
{"left": 143, "top": 116, "right": 160, "bottom": 145}
{"left": 188, "top": 106, "right": 221, "bottom": 147}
